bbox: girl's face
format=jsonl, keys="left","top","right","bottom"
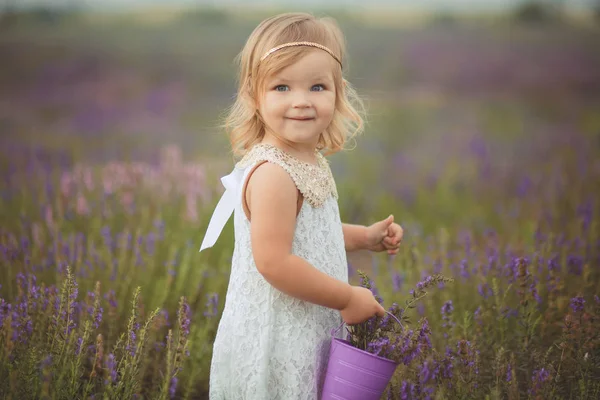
{"left": 258, "top": 50, "right": 337, "bottom": 150}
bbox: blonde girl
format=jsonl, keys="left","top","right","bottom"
{"left": 200, "top": 12, "right": 404, "bottom": 400}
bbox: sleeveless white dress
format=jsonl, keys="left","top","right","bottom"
{"left": 200, "top": 144, "right": 348, "bottom": 400}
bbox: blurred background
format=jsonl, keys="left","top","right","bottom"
{"left": 1, "top": 0, "right": 599, "bottom": 166}
{"left": 1, "top": 0, "right": 599, "bottom": 250}
{"left": 1, "top": 1, "right": 599, "bottom": 398}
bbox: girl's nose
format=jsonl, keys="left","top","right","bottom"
{"left": 292, "top": 92, "right": 311, "bottom": 108}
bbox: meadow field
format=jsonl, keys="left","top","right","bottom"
{"left": 0, "top": 8, "right": 599, "bottom": 399}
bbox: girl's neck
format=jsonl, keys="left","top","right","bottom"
{"left": 260, "top": 135, "right": 319, "bottom": 166}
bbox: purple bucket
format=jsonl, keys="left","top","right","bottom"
{"left": 321, "top": 311, "right": 401, "bottom": 400}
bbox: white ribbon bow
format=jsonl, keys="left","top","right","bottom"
{"left": 199, "top": 167, "right": 245, "bottom": 252}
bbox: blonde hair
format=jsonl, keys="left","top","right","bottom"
{"left": 221, "top": 12, "right": 366, "bottom": 158}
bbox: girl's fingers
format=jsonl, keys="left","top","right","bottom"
{"left": 383, "top": 243, "right": 399, "bottom": 251}
{"left": 391, "top": 225, "right": 403, "bottom": 238}
{"left": 384, "top": 237, "right": 401, "bottom": 247}
{"left": 386, "top": 227, "right": 402, "bottom": 240}
{"left": 379, "top": 224, "right": 404, "bottom": 252}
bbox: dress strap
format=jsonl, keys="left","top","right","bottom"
{"left": 199, "top": 167, "right": 245, "bottom": 252}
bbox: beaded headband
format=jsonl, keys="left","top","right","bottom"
{"left": 259, "top": 41, "right": 343, "bottom": 69}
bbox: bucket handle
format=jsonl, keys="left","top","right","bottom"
{"left": 331, "top": 310, "right": 403, "bottom": 337}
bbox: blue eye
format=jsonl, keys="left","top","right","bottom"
{"left": 273, "top": 84, "right": 326, "bottom": 92}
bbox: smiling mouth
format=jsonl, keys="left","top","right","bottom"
{"left": 288, "top": 117, "right": 314, "bottom": 121}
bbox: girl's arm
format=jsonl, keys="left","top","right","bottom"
{"left": 248, "top": 162, "right": 353, "bottom": 310}
{"left": 343, "top": 217, "right": 403, "bottom": 254}
{"left": 342, "top": 223, "right": 368, "bottom": 252}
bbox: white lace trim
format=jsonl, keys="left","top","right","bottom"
{"left": 236, "top": 143, "right": 338, "bottom": 208}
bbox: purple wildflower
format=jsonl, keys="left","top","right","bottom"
{"left": 400, "top": 380, "right": 415, "bottom": 400}
{"left": 398, "top": 330, "right": 416, "bottom": 365}
{"left": 0, "top": 298, "right": 5, "bottom": 328}
{"left": 502, "top": 306, "right": 519, "bottom": 319}
{"left": 474, "top": 306, "right": 482, "bottom": 326}
{"left": 455, "top": 340, "right": 478, "bottom": 372}
{"left": 529, "top": 368, "right": 551, "bottom": 396}
{"left": 477, "top": 283, "right": 493, "bottom": 299}
{"left": 160, "top": 309, "right": 171, "bottom": 327}
{"left": 203, "top": 294, "right": 218, "bottom": 318}
{"left": 39, "top": 354, "right": 53, "bottom": 382}
{"left": 516, "top": 175, "right": 532, "bottom": 197}
{"left": 486, "top": 252, "right": 498, "bottom": 274}
{"left": 570, "top": 296, "right": 585, "bottom": 313}
{"left": 440, "top": 347, "right": 454, "bottom": 380}
{"left": 534, "top": 226, "right": 546, "bottom": 246}
{"left": 577, "top": 199, "right": 593, "bottom": 232}
{"left": 459, "top": 259, "right": 470, "bottom": 279}
{"left": 75, "top": 337, "right": 83, "bottom": 355}
{"left": 506, "top": 257, "right": 520, "bottom": 283}
{"left": 418, "top": 319, "right": 432, "bottom": 348}
{"left": 367, "top": 278, "right": 383, "bottom": 304}
{"left": 40, "top": 354, "right": 53, "bottom": 369}
{"left": 95, "top": 306, "right": 104, "bottom": 329}
{"left": 179, "top": 301, "right": 191, "bottom": 337}
{"left": 441, "top": 300, "right": 454, "bottom": 338}
{"left": 380, "top": 303, "right": 402, "bottom": 332}
{"left": 104, "top": 289, "right": 117, "bottom": 308}
{"left": 16, "top": 272, "right": 27, "bottom": 293}
{"left": 126, "top": 328, "right": 137, "bottom": 357}
{"left": 146, "top": 232, "right": 156, "bottom": 254}
{"left": 529, "top": 276, "right": 542, "bottom": 305}
{"left": 105, "top": 353, "right": 117, "bottom": 384}
{"left": 169, "top": 376, "right": 178, "bottom": 399}
{"left": 419, "top": 359, "right": 438, "bottom": 384}
{"left": 416, "top": 275, "right": 434, "bottom": 291}
{"left": 441, "top": 300, "right": 454, "bottom": 315}
{"left": 567, "top": 255, "right": 583, "bottom": 276}
{"left": 86, "top": 291, "right": 104, "bottom": 329}
{"left": 367, "top": 336, "right": 391, "bottom": 357}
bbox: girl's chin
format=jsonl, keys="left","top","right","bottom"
{"left": 281, "top": 133, "right": 321, "bottom": 145}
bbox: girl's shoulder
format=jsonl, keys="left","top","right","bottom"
{"left": 236, "top": 143, "right": 337, "bottom": 208}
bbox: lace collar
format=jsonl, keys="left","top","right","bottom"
{"left": 236, "top": 143, "right": 338, "bottom": 208}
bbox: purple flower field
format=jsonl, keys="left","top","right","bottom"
{"left": 1, "top": 10, "right": 599, "bottom": 399}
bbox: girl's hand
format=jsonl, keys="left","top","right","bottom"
{"left": 365, "top": 215, "right": 404, "bottom": 255}
{"left": 340, "top": 286, "right": 386, "bottom": 325}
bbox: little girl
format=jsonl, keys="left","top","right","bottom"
{"left": 200, "top": 12, "right": 404, "bottom": 399}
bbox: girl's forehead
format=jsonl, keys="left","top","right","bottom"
{"left": 266, "top": 52, "right": 336, "bottom": 82}
{"left": 268, "top": 73, "right": 333, "bottom": 83}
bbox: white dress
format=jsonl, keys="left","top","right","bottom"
{"left": 200, "top": 144, "right": 348, "bottom": 400}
